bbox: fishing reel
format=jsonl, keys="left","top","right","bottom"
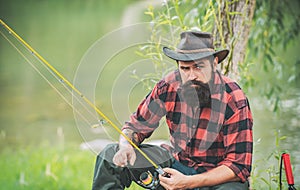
{"left": 137, "top": 170, "right": 160, "bottom": 189}
{"left": 136, "top": 166, "right": 170, "bottom": 190}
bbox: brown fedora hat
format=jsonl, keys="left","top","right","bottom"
{"left": 163, "top": 31, "right": 229, "bottom": 63}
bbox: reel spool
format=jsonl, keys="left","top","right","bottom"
{"left": 137, "top": 170, "right": 160, "bottom": 189}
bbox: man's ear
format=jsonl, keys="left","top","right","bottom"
{"left": 213, "top": 57, "right": 218, "bottom": 71}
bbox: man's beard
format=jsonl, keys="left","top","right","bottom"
{"left": 181, "top": 80, "right": 211, "bottom": 108}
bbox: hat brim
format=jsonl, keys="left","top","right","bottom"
{"left": 163, "top": 47, "right": 229, "bottom": 64}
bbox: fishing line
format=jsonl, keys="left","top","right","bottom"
{"left": 0, "top": 27, "right": 98, "bottom": 127}
{"left": 0, "top": 19, "right": 160, "bottom": 170}
{"left": 1, "top": 26, "right": 114, "bottom": 152}
{"left": 0, "top": 29, "right": 95, "bottom": 130}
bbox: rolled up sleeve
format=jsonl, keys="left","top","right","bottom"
{"left": 219, "top": 97, "right": 253, "bottom": 182}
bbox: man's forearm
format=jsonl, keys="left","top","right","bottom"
{"left": 187, "top": 165, "right": 240, "bottom": 188}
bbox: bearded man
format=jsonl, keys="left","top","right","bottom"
{"left": 92, "top": 31, "right": 253, "bottom": 190}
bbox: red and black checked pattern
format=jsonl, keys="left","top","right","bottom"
{"left": 123, "top": 70, "right": 253, "bottom": 182}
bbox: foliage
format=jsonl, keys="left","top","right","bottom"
{"left": 138, "top": 0, "right": 300, "bottom": 110}
{"left": 245, "top": 1, "right": 300, "bottom": 187}
{"left": 246, "top": 0, "right": 300, "bottom": 112}
{"left": 137, "top": 0, "right": 256, "bottom": 87}
{"left": 251, "top": 130, "right": 288, "bottom": 190}
{"left": 135, "top": 0, "right": 215, "bottom": 89}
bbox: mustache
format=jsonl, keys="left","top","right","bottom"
{"left": 181, "top": 80, "right": 211, "bottom": 108}
{"left": 182, "top": 80, "right": 210, "bottom": 90}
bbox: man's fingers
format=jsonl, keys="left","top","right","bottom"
{"left": 161, "top": 167, "right": 172, "bottom": 173}
{"left": 112, "top": 147, "right": 136, "bottom": 167}
{"left": 159, "top": 176, "right": 172, "bottom": 190}
{"left": 113, "top": 152, "right": 128, "bottom": 166}
{"left": 128, "top": 151, "right": 136, "bottom": 166}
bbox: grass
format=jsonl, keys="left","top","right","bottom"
{"left": 0, "top": 142, "right": 95, "bottom": 190}
{"left": 1, "top": 142, "right": 295, "bottom": 190}
{"left": 0, "top": 141, "right": 146, "bottom": 190}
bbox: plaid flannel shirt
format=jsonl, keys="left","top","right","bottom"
{"left": 122, "top": 70, "right": 253, "bottom": 182}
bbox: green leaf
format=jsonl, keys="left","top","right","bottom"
{"left": 266, "top": 54, "right": 273, "bottom": 65}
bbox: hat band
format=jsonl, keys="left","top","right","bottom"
{"left": 176, "top": 48, "right": 215, "bottom": 53}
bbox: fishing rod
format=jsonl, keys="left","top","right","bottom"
{"left": 0, "top": 19, "right": 168, "bottom": 189}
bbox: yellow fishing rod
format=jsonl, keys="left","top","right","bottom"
{"left": 0, "top": 19, "right": 168, "bottom": 181}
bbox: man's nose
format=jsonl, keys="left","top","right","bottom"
{"left": 187, "top": 70, "right": 197, "bottom": 81}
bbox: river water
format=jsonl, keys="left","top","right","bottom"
{"left": 250, "top": 89, "right": 300, "bottom": 187}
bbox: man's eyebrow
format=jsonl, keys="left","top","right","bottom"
{"left": 193, "top": 61, "right": 205, "bottom": 66}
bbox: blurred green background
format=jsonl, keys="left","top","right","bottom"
{"left": 0, "top": 0, "right": 299, "bottom": 189}
{"left": 0, "top": 0, "right": 145, "bottom": 189}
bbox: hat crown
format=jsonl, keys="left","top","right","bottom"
{"left": 177, "top": 31, "right": 214, "bottom": 51}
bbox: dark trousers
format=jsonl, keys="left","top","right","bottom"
{"left": 92, "top": 143, "right": 249, "bottom": 190}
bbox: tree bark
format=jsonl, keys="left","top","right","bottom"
{"left": 213, "top": 0, "right": 256, "bottom": 81}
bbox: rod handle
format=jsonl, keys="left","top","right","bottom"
{"left": 156, "top": 166, "right": 171, "bottom": 178}
{"left": 282, "top": 153, "right": 295, "bottom": 185}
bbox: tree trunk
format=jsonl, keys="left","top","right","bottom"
{"left": 213, "top": 0, "right": 256, "bottom": 81}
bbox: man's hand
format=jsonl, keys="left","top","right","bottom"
{"left": 112, "top": 129, "right": 139, "bottom": 167}
{"left": 159, "top": 168, "right": 190, "bottom": 190}
{"left": 112, "top": 144, "right": 136, "bottom": 167}
{"left": 159, "top": 165, "right": 240, "bottom": 189}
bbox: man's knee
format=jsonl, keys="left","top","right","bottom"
{"left": 96, "top": 143, "right": 119, "bottom": 160}
{"left": 92, "top": 143, "right": 132, "bottom": 189}
{"left": 212, "top": 181, "right": 249, "bottom": 190}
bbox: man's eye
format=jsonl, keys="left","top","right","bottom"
{"left": 195, "top": 65, "right": 204, "bottom": 69}
{"left": 181, "top": 67, "right": 189, "bottom": 71}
